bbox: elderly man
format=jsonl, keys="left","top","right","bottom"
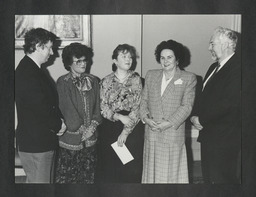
{"left": 191, "top": 27, "right": 241, "bottom": 184}
{"left": 15, "top": 28, "right": 65, "bottom": 183}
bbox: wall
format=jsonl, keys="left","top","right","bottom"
{"left": 91, "top": 15, "right": 142, "bottom": 79}
{"left": 15, "top": 15, "right": 241, "bottom": 80}
{"left": 141, "top": 15, "right": 241, "bottom": 78}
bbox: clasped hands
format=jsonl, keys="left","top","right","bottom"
{"left": 56, "top": 120, "right": 97, "bottom": 141}
{"left": 80, "top": 124, "right": 95, "bottom": 142}
{"left": 144, "top": 117, "right": 172, "bottom": 132}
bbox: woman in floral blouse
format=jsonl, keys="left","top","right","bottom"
{"left": 55, "top": 43, "right": 102, "bottom": 183}
{"left": 98, "top": 44, "right": 144, "bottom": 183}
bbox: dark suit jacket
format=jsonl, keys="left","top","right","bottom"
{"left": 195, "top": 53, "right": 241, "bottom": 150}
{"left": 15, "top": 55, "right": 62, "bottom": 152}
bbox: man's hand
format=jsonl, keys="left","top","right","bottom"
{"left": 56, "top": 119, "right": 66, "bottom": 136}
{"left": 190, "top": 116, "right": 203, "bottom": 130}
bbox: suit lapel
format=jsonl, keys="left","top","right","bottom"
{"left": 153, "top": 70, "right": 163, "bottom": 99}
{"left": 203, "top": 62, "right": 218, "bottom": 83}
{"left": 204, "top": 55, "right": 235, "bottom": 91}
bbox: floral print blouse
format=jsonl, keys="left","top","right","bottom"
{"left": 100, "top": 71, "right": 142, "bottom": 134}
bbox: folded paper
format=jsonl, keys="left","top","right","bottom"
{"left": 111, "top": 141, "right": 134, "bottom": 165}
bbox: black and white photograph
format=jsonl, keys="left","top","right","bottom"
{"left": 1, "top": 1, "right": 256, "bottom": 197}
{"left": 14, "top": 14, "right": 242, "bottom": 185}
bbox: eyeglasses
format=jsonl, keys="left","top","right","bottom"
{"left": 73, "top": 59, "right": 87, "bottom": 66}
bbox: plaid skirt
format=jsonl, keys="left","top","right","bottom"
{"left": 54, "top": 145, "right": 97, "bottom": 184}
{"left": 142, "top": 138, "right": 188, "bottom": 183}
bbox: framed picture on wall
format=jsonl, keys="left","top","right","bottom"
{"left": 15, "top": 15, "right": 91, "bottom": 48}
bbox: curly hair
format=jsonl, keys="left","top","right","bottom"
{"left": 213, "top": 26, "right": 238, "bottom": 52}
{"left": 154, "top": 40, "right": 184, "bottom": 68}
{"left": 62, "top": 43, "right": 94, "bottom": 71}
{"left": 23, "top": 28, "right": 57, "bottom": 54}
{"left": 112, "top": 44, "right": 138, "bottom": 71}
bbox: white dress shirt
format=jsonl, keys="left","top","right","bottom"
{"left": 161, "top": 73, "right": 174, "bottom": 96}
{"left": 203, "top": 53, "right": 235, "bottom": 89}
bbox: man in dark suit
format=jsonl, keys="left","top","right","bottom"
{"left": 15, "top": 28, "right": 65, "bottom": 183}
{"left": 191, "top": 27, "right": 241, "bottom": 184}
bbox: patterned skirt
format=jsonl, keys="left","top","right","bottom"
{"left": 55, "top": 145, "right": 97, "bottom": 184}
{"left": 142, "top": 139, "right": 189, "bottom": 183}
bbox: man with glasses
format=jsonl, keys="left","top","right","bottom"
{"left": 191, "top": 27, "right": 241, "bottom": 183}
{"left": 15, "top": 28, "right": 65, "bottom": 183}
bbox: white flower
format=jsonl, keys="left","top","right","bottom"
{"left": 174, "top": 78, "right": 183, "bottom": 85}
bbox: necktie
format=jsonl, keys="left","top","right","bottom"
{"left": 208, "top": 63, "right": 220, "bottom": 82}
{"left": 203, "top": 63, "right": 220, "bottom": 89}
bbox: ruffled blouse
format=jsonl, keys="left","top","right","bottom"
{"left": 100, "top": 71, "right": 142, "bottom": 134}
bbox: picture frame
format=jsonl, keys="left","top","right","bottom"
{"left": 15, "top": 15, "right": 91, "bottom": 48}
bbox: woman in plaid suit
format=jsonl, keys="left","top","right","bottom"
{"left": 140, "top": 40, "right": 197, "bottom": 183}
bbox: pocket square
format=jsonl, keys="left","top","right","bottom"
{"left": 174, "top": 78, "right": 183, "bottom": 85}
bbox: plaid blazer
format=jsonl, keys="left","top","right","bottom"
{"left": 140, "top": 68, "right": 197, "bottom": 145}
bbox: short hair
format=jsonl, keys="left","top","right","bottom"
{"left": 155, "top": 40, "right": 184, "bottom": 67}
{"left": 23, "top": 28, "right": 57, "bottom": 54}
{"left": 62, "top": 42, "right": 94, "bottom": 71}
{"left": 112, "top": 44, "right": 138, "bottom": 71}
{"left": 213, "top": 26, "right": 238, "bottom": 51}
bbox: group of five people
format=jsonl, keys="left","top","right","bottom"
{"left": 15, "top": 26, "right": 241, "bottom": 184}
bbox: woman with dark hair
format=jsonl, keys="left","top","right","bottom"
{"left": 140, "top": 40, "right": 197, "bottom": 183}
{"left": 55, "top": 43, "right": 102, "bottom": 183}
{"left": 98, "top": 44, "right": 143, "bottom": 183}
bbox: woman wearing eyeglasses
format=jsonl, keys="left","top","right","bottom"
{"left": 97, "top": 44, "right": 144, "bottom": 183}
{"left": 54, "top": 43, "right": 102, "bottom": 183}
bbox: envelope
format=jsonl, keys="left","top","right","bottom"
{"left": 111, "top": 141, "right": 134, "bottom": 165}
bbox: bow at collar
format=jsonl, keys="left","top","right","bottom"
{"left": 71, "top": 73, "right": 92, "bottom": 91}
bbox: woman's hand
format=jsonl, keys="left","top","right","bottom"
{"left": 80, "top": 125, "right": 95, "bottom": 141}
{"left": 81, "top": 130, "right": 94, "bottom": 141}
{"left": 153, "top": 120, "right": 173, "bottom": 132}
{"left": 144, "top": 117, "right": 159, "bottom": 131}
{"left": 114, "top": 113, "right": 134, "bottom": 127}
{"left": 117, "top": 131, "right": 129, "bottom": 147}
